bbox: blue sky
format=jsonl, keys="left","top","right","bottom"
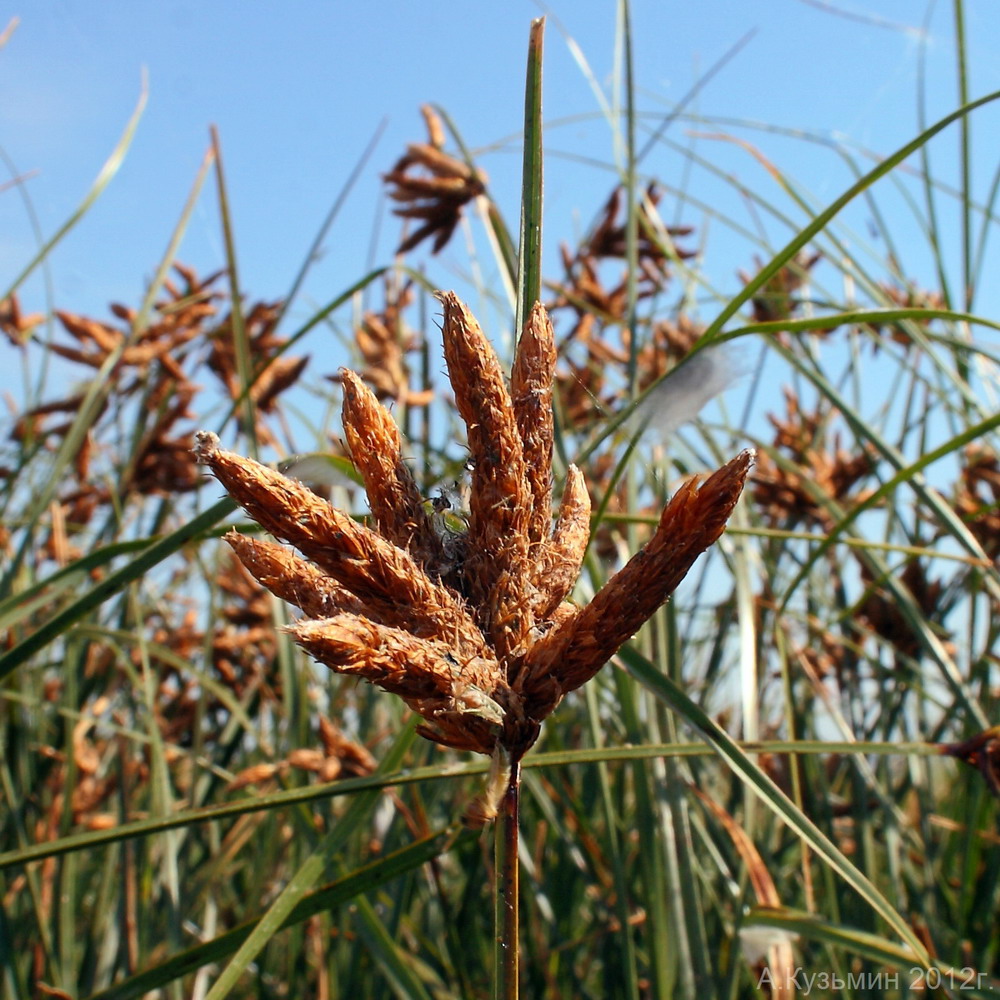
{"left": 2, "top": 1, "right": 999, "bottom": 429}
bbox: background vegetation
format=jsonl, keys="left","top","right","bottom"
{"left": 1, "top": 6, "right": 999, "bottom": 998}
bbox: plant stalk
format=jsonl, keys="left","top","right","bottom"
{"left": 494, "top": 758, "right": 521, "bottom": 1000}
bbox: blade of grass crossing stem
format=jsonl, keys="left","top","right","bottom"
{"left": 617, "top": 644, "right": 935, "bottom": 968}
{"left": 2, "top": 741, "right": 943, "bottom": 875}
{"left": 1, "top": 80, "right": 147, "bottom": 303}
{"left": 203, "top": 721, "right": 418, "bottom": 1000}
{"left": 0, "top": 757, "right": 486, "bottom": 873}
{"left": 210, "top": 126, "right": 257, "bottom": 456}
{"left": 86, "top": 827, "right": 475, "bottom": 1000}
{"left": 513, "top": 17, "right": 545, "bottom": 345}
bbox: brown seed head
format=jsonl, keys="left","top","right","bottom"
{"left": 197, "top": 294, "right": 750, "bottom": 793}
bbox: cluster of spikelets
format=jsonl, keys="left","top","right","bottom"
{"left": 195, "top": 292, "right": 752, "bottom": 780}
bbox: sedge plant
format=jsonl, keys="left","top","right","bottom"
{"left": 2, "top": 6, "right": 1000, "bottom": 999}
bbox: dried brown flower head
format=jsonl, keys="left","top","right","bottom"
{"left": 0, "top": 293, "right": 44, "bottom": 346}
{"left": 196, "top": 294, "right": 752, "bottom": 783}
{"left": 752, "top": 389, "right": 874, "bottom": 530}
{"left": 739, "top": 251, "right": 820, "bottom": 325}
{"left": 955, "top": 444, "right": 1000, "bottom": 559}
{"left": 383, "top": 106, "right": 487, "bottom": 255}
{"left": 332, "top": 276, "right": 433, "bottom": 407}
{"left": 51, "top": 263, "right": 221, "bottom": 384}
{"left": 587, "top": 183, "right": 695, "bottom": 266}
{"left": 856, "top": 558, "right": 947, "bottom": 661}
{"left": 207, "top": 298, "right": 307, "bottom": 446}
{"left": 123, "top": 380, "right": 202, "bottom": 496}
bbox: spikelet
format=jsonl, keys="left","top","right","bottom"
{"left": 510, "top": 301, "right": 557, "bottom": 549}
{"left": 531, "top": 464, "right": 591, "bottom": 620}
{"left": 340, "top": 370, "right": 441, "bottom": 558}
{"left": 515, "top": 450, "right": 755, "bottom": 721}
{"left": 438, "top": 291, "right": 533, "bottom": 659}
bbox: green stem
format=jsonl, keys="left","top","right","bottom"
{"left": 494, "top": 758, "right": 521, "bottom": 1000}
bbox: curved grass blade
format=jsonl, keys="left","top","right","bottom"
{"left": 577, "top": 301, "right": 1000, "bottom": 466}
{"left": 699, "top": 88, "right": 1000, "bottom": 343}
{"left": 0, "top": 739, "right": 943, "bottom": 873}
{"left": 744, "top": 907, "right": 999, "bottom": 999}
{"left": 617, "top": 644, "right": 934, "bottom": 968}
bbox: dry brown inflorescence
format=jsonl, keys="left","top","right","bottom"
{"left": 196, "top": 293, "right": 752, "bottom": 799}
{"left": 383, "top": 106, "right": 487, "bottom": 255}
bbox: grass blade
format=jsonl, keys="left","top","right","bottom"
{"left": 618, "top": 644, "right": 935, "bottom": 968}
